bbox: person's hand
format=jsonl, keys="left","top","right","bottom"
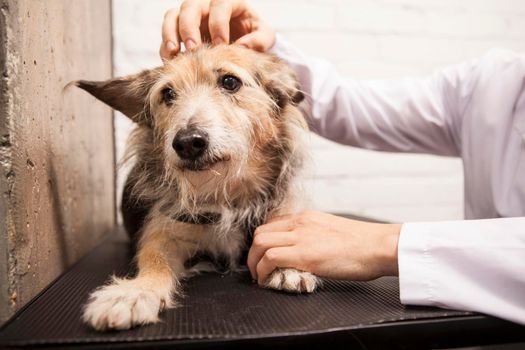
{"left": 160, "top": 0, "right": 275, "bottom": 59}
{"left": 247, "top": 211, "right": 401, "bottom": 285}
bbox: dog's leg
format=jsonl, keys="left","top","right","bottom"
{"left": 82, "top": 217, "right": 191, "bottom": 331}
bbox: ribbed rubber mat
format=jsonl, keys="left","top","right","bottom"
{"left": 0, "top": 233, "right": 504, "bottom": 348}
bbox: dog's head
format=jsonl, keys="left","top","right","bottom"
{"left": 75, "top": 45, "right": 306, "bottom": 207}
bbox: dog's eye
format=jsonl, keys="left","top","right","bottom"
{"left": 162, "top": 88, "right": 176, "bottom": 104}
{"left": 219, "top": 75, "right": 241, "bottom": 93}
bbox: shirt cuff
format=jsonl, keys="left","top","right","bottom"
{"left": 398, "top": 222, "right": 436, "bottom": 306}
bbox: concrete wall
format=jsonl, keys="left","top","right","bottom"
{"left": 0, "top": 0, "right": 115, "bottom": 323}
{"left": 112, "top": 1, "right": 525, "bottom": 223}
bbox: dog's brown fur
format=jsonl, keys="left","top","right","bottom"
{"left": 76, "top": 45, "right": 319, "bottom": 331}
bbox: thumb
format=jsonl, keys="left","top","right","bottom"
{"left": 234, "top": 30, "right": 275, "bottom": 52}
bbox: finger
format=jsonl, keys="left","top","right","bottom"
{"left": 254, "top": 215, "right": 296, "bottom": 236}
{"left": 208, "top": 0, "right": 232, "bottom": 45}
{"left": 247, "top": 231, "right": 296, "bottom": 279}
{"left": 266, "top": 213, "right": 295, "bottom": 224}
{"left": 209, "top": 0, "right": 248, "bottom": 45}
{"left": 234, "top": 28, "right": 275, "bottom": 52}
{"left": 160, "top": 8, "right": 181, "bottom": 59}
{"left": 179, "top": 0, "right": 208, "bottom": 50}
{"left": 256, "top": 247, "right": 296, "bottom": 285}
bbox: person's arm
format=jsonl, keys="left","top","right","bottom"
{"left": 249, "top": 212, "right": 525, "bottom": 325}
{"left": 160, "top": 1, "right": 473, "bottom": 157}
{"left": 269, "top": 35, "right": 482, "bottom": 156}
{"left": 399, "top": 217, "right": 525, "bottom": 325}
{"left": 266, "top": 39, "right": 525, "bottom": 323}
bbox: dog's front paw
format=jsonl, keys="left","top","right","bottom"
{"left": 264, "top": 268, "right": 320, "bottom": 293}
{"left": 82, "top": 277, "right": 173, "bottom": 331}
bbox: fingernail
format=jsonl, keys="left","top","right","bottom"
{"left": 166, "top": 40, "right": 176, "bottom": 52}
{"left": 185, "top": 39, "right": 196, "bottom": 51}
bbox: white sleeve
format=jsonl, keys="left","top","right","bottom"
{"left": 398, "top": 218, "right": 525, "bottom": 325}
{"left": 268, "top": 35, "right": 479, "bottom": 156}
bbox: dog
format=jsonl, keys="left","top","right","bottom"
{"left": 74, "top": 44, "right": 320, "bottom": 331}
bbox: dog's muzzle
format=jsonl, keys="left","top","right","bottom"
{"left": 172, "top": 128, "right": 208, "bottom": 161}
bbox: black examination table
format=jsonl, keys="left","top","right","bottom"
{"left": 0, "top": 227, "right": 524, "bottom": 350}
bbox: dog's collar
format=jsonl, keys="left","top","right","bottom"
{"left": 171, "top": 212, "right": 222, "bottom": 225}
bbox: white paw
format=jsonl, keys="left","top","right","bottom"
{"left": 264, "top": 268, "right": 320, "bottom": 293}
{"left": 82, "top": 277, "right": 173, "bottom": 331}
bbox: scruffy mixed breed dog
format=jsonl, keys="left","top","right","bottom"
{"left": 75, "top": 45, "right": 319, "bottom": 331}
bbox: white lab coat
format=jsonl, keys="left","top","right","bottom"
{"left": 269, "top": 35, "right": 525, "bottom": 325}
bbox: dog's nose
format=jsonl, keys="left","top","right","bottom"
{"left": 172, "top": 129, "right": 208, "bottom": 160}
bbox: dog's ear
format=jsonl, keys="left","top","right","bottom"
{"left": 260, "top": 56, "right": 304, "bottom": 109}
{"left": 74, "top": 68, "right": 161, "bottom": 125}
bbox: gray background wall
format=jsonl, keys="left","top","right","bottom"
{"left": 0, "top": 0, "right": 115, "bottom": 323}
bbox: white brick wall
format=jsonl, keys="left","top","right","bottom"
{"left": 112, "top": 0, "right": 525, "bottom": 222}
